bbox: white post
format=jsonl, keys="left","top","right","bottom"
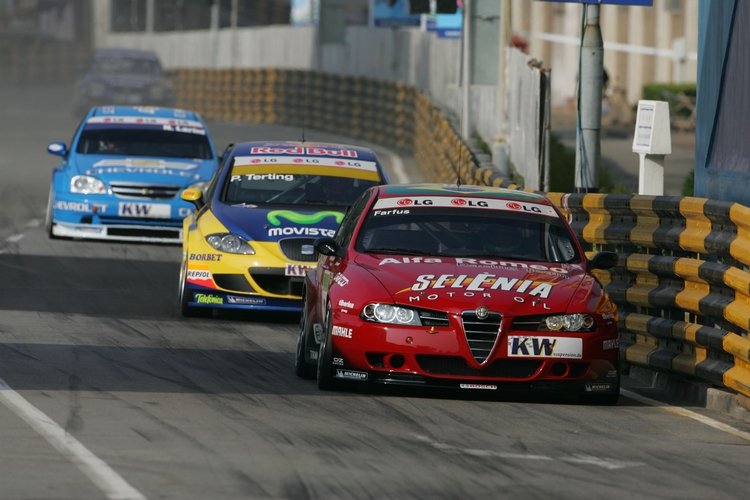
{"left": 461, "top": 0, "right": 472, "bottom": 140}
{"left": 637, "top": 154, "right": 665, "bottom": 195}
{"left": 633, "top": 100, "right": 671, "bottom": 196}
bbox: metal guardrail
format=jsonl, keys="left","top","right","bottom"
{"left": 170, "top": 68, "right": 749, "bottom": 400}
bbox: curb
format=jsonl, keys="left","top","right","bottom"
{"left": 628, "top": 365, "right": 750, "bottom": 423}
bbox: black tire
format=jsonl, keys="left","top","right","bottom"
{"left": 295, "top": 309, "right": 316, "bottom": 379}
{"left": 45, "top": 189, "right": 59, "bottom": 239}
{"left": 178, "top": 258, "right": 211, "bottom": 318}
{"left": 316, "top": 306, "right": 338, "bottom": 390}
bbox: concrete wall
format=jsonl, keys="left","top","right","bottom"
{"left": 99, "top": 22, "right": 504, "bottom": 146}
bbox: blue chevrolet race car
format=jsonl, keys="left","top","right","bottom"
{"left": 45, "top": 106, "right": 218, "bottom": 243}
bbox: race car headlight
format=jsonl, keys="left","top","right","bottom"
{"left": 70, "top": 175, "right": 106, "bottom": 194}
{"left": 362, "top": 303, "right": 421, "bottom": 326}
{"left": 205, "top": 233, "right": 255, "bottom": 255}
{"left": 187, "top": 181, "right": 209, "bottom": 194}
{"left": 544, "top": 313, "right": 595, "bottom": 332}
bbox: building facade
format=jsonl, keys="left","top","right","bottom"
{"left": 511, "top": 0, "right": 698, "bottom": 106}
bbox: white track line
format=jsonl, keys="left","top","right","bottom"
{"left": 415, "top": 434, "right": 644, "bottom": 470}
{"left": 5, "top": 233, "right": 25, "bottom": 244}
{"left": 621, "top": 389, "right": 750, "bottom": 443}
{"left": 0, "top": 378, "right": 146, "bottom": 500}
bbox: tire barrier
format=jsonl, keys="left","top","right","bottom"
{"left": 0, "top": 39, "right": 89, "bottom": 84}
{"left": 170, "top": 68, "right": 517, "bottom": 188}
{"left": 545, "top": 192, "right": 750, "bottom": 398}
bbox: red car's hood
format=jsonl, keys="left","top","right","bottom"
{"left": 355, "top": 253, "right": 588, "bottom": 314}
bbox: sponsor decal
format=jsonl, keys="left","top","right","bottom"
{"left": 310, "top": 350, "right": 319, "bottom": 360}
{"left": 459, "top": 384, "right": 498, "bottom": 390}
{"left": 267, "top": 210, "right": 344, "bottom": 226}
{"left": 379, "top": 257, "right": 444, "bottom": 265}
{"left": 186, "top": 269, "right": 211, "bottom": 280}
{"left": 507, "top": 336, "right": 583, "bottom": 359}
{"left": 603, "top": 339, "right": 619, "bottom": 350}
{"left": 403, "top": 274, "right": 554, "bottom": 299}
{"left": 86, "top": 115, "right": 205, "bottom": 135}
{"left": 226, "top": 295, "right": 266, "bottom": 305}
{"left": 373, "top": 197, "right": 559, "bottom": 217}
{"left": 54, "top": 201, "right": 107, "bottom": 213}
{"left": 189, "top": 253, "right": 223, "bottom": 262}
{"left": 332, "top": 325, "right": 353, "bottom": 338}
{"left": 373, "top": 209, "right": 410, "bottom": 216}
{"left": 378, "top": 257, "right": 568, "bottom": 274}
{"left": 161, "top": 124, "right": 206, "bottom": 135}
{"left": 338, "top": 300, "right": 355, "bottom": 309}
{"left": 335, "top": 369, "right": 368, "bottom": 381}
{"left": 234, "top": 156, "right": 377, "bottom": 171}
{"left": 333, "top": 273, "right": 349, "bottom": 287}
{"left": 250, "top": 146, "right": 358, "bottom": 157}
{"left": 333, "top": 357, "right": 344, "bottom": 366}
{"left": 92, "top": 158, "right": 197, "bottom": 171}
{"left": 285, "top": 264, "right": 314, "bottom": 277}
{"left": 118, "top": 202, "right": 170, "bottom": 218}
{"left": 269, "top": 227, "right": 336, "bottom": 238}
{"left": 584, "top": 382, "right": 614, "bottom": 393}
{"left": 178, "top": 207, "right": 193, "bottom": 218}
{"left": 230, "top": 173, "right": 294, "bottom": 182}
{"left": 193, "top": 293, "right": 224, "bottom": 305}
{"left": 186, "top": 267, "right": 215, "bottom": 288}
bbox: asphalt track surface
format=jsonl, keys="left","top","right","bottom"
{"left": 1, "top": 84, "right": 748, "bottom": 499}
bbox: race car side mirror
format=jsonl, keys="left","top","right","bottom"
{"left": 181, "top": 188, "right": 204, "bottom": 209}
{"left": 47, "top": 142, "right": 68, "bottom": 157}
{"left": 589, "top": 251, "right": 618, "bottom": 270}
{"left": 314, "top": 237, "right": 345, "bottom": 259}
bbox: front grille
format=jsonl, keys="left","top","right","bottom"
{"left": 512, "top": 315, "right": 546, "bottom": 331}
{"left": 249, "top": 267, "right": 304, "bottom": 297}
{"left": 213, "top": 274, "right": 255, "bottom": 293}
{"left": 110, "top": 182, "right": 180, "bottom": 199}
{"left": 416, "top": 355, "right": 540, "bottom": 378}
{"left": 461, "top": 311, "right": 502, "bottom": 363}
{"left": 279, "top": 238, "right": 317, "bottom": 262}
{"left": 107, "top": 226, "right": 180, "bottom": 239}
{"left": 99, "top": 216, "right": 181, "bottom": 226}
{"left": 419, "top": 309, "right": 449, "bottom": 327}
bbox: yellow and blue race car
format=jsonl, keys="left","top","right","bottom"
{"left": 178, "top": 141, "right": 388, "bottom": 315}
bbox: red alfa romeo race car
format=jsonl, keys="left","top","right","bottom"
{"left": 295, "top": 184, "right": 621, "bottom": 403}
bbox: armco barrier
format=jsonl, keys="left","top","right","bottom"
{"left": 545, "top": 193, "right": 750, "bottom": 398}
{"left": 170, "top": 68, "right": 749, "bottom": 400}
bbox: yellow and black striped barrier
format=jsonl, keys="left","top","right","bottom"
{"left": 169, "top": 68, "right": 516, "bottom": 188}
{"left": 551, "top": 193, "right": 750, "bottom": 398}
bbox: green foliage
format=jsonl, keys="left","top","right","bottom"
{"left": 548, "top": 133, "right": 619, "bottom": 193}
{"left": 682, "top": 169, "right": 695, "bottom": 196}
{"left": 549, "top": 133, "right": 576, "bottom": 192}
{"left": 642, "top": 83, "right": 697, "bottom": 119}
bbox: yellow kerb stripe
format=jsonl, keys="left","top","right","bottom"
{"left": 231, "top": 165, "right": 381, "bottom": 181}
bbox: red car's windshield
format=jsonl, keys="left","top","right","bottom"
{"left": 356, "top": 207, "right": 580, "bottom": 263}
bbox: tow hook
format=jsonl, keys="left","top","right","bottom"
{"left": 313, "top": 323, "right": 323, "bottom": 344}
